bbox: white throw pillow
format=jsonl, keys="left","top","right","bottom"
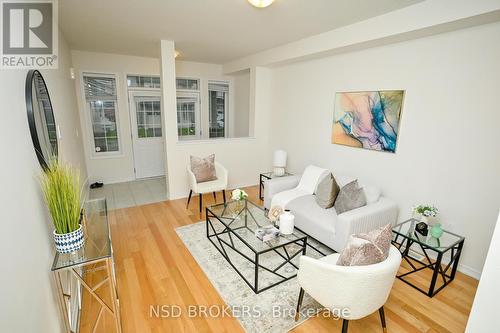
{"left": 362, "top": 185, "right": 381, "bottom": 204}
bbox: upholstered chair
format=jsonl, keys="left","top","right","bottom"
{"left": 187, "top": 162, "right": 228, "bottom": 213}
{"left": 295, "top": 245, "right": 401, "bottom": 332}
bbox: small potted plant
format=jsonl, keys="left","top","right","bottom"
{"left": 412, "top": 205, "right": 438, "bottom": 224}
{"left": 231, "top": 188, "right": 248, "bottom": 210}
{"left": 40, "top": 162, "right": 85, "bottom": 253}
{"left": 413, "top": 205, "right": 443, "bottom": 238}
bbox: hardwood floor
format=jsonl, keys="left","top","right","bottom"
{"left": 81, "top": 185, "right": 478, "bottom": 333}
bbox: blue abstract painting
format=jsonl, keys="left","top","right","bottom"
{"left": 332, "top": 90, "right": 404, "bottom": 153}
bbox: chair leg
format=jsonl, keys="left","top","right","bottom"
{"left": 186, "top": 190, "right": 193, "bottom": 208}
{"left": 379, "top": 306, "right": 387, "bottom": 332}
{"left": 213, "top": 191, "right": 217, "bottom": 202}
{"left": 222, "top": 190, "right": 226, "bottom": 203}
{"left": 294, "top": 288, "right": 305, "bottom": 321}
{"left": 342, "top": 319, "right": 349, "bottom": 333}
{"left": 199, "top": 193, "right": 202, "bottom": 214}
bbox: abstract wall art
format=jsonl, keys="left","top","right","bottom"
{"left": 332, "top": 90, "right": 404, "bottom": 153}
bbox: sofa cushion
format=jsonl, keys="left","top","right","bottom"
{"left": 190, "top": 154, "right": 217, "bottom": 183}
{"left": 314, "top": 173, "right": 340, "bottom": 209}
{"left": 362, "top": 185, "right": 381, "bottom": 204}
{"left": 287, "top": 195, "right": 336, "bottom": 248}
{"left": 336, "top": 224, "right": 392, "bottom": 266}
{"left": 334, "top": 180, "right": 367, "bottom": 214}
{"left": 271, "top": 188, "right": 310, "bottom": 210}
{"left": 335, "top": 175, "right": 381, "bottom": 204}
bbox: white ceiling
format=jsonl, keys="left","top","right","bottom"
{"left": 59, "top": 0, "right": 422, "bottom": 64}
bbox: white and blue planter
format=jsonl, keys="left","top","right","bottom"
{"left": 53, "top": 225, "right": 85, "bottom": 254}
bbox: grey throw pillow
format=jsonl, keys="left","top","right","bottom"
{"left": 190, "top": 154, "right": 217, "bottom": 183}
{"left": 334, "top": 180, "right": 367, "bottom": 214}
{"left": 337, "top": 224, "right": 392, "bottom": 266}
{"left": 314, "top": 173, "right": 340, "bottom": 209}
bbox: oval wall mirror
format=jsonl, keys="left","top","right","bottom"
{"left": 26, "top": 70, "right": 58, "bottom": 170}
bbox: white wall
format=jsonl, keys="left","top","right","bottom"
{"left": 71, "top": 50, "right": 161, "bottom": 184}
{"left": 71, "top": 53, "right": 252, "bottom": 185}
{"left": 0, "top": 31, "right": 85, "bottom": 333}
{"left": 233, "top": 69, "right": 251, "bottom": 137}
{"left": 466, "top": 211, "right": 500, "bottom": 331}
{"left": 267, "top": 22, "right": 500, "bottom": 276}
{"left": 162, "top": 41, "right": 272, "bottom": 199}
{"left": 43, "top": 36, "right": 88, "bottom": 181}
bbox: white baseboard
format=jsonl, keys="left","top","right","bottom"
{"left": 458, "top": 263, "right": 481, "bottom": 280}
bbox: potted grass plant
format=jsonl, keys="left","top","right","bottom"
{"left": 40, "top": 162, "right": 84, "bottom": 253}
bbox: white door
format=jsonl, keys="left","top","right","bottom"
{"left": 129, "top": 91, "right": 165, "bottom": 179}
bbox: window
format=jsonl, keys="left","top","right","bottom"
{"left": 127, "top": 75, "right": 160, "bottom": 89}
{"left": 136, "top": 99, "right": 162, "bottom": 138}
{"left": 83, "top": 74, "right": 120, "bottom": 153}
{"left": 208, "top": 81, "right": 229, "bottom": 138}
{"left": 176, "top": 78, "right": 199, "bottom": 91}
{"left": 177, "top": 93, "right": 200, "bottom": 140}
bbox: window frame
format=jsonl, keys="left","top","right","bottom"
{"left": 176, "top": 91, "right": 201, "bottom": 141}
{"left": 80, "top": 71, "right": 124, "bottom": 158}
{"left": 126, "top": 74, "right": 161, "bottom": 90}
{"left": 207, "top": 80, "right": 230, "bottom": 139}
{"left": 176, "top": 77, "right": 200, "bottom": 92}
{"left": 134, "top": 96, "right": 163, "bottom": 139}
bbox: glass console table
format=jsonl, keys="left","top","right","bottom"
{"left": 392, "top": 218, "right": 465, "bottom": 297}
{"left": 51, "top": 198, "right": 121, "bottom": 333}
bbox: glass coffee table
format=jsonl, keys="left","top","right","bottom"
{"left": 392, "top": 218, "right": 465, "bottom": 297}
{"left": 206, "top": 200, "right": 307, "bottom": 293}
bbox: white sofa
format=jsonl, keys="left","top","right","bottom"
{"left": 264, "top": 170, "right": 398, "bottom": 252}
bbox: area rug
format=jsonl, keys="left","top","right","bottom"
{"left": 175, "top": 221, "right": 334, "bottom": 333}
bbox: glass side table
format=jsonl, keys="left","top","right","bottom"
{"left": 259, "top": 171, "right": 293, "bottom": 200}
{"left": 392, "top": 218, "right": 465, "bottom": 297}
{"left": 51, "top": 198, "right": 121, "bottom": 333}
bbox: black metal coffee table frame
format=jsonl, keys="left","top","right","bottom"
{"left": 206, "top": 201, "right": 307, "bottom": 294}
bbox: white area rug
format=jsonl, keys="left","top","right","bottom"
{"left": 175, "top": 221, "right": 334, "bottom": 333}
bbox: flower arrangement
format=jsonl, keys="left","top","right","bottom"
{"left": 231, "top": 189, "right": 248, "bottom": 201}
{"left": 412, "top": 205, "right": 438, "bottom": 218}
{"left": 268, "top": 205, "right": 284, "bottom": 223}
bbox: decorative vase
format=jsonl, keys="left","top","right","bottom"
{"left": 430, "top": 223, "right": 444, "bottom": 239}
{"left": 53, "top": 225, "right": 85, "bottom": 254}
{"left": 420, "top": 215, "right": 429, "bottom": 224}
{"left": 234, "top": 200, "right": 245, "bottom": 212}
{"left": 279, "top": 211, "right": 295, "bottom": 235}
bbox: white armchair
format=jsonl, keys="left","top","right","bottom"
{"left": 295, "top": 246, "right": 401, "bottom": 332}
{"left": 187, "top": 162, "right": 228, "bottom": 213}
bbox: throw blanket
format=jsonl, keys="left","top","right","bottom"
{"left": 271, "top": 165, "right": 329, "bottom": 209}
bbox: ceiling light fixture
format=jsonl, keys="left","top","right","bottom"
{"left": 174, "top": 50, "right": 180, "bottom": 58}
{"left": 248, "top": 0, "right": 275, "bottom": 8}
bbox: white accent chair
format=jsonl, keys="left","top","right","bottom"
{"left": 187, "top": 161, "right": 228, "bottom": 213}
{"left": 295, "top": 246, "right": 402, "bottom": 332}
